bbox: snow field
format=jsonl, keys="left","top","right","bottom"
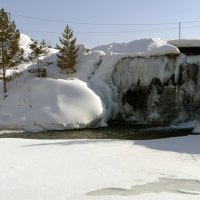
{"left": 0, "top": 136, "right": 200, "bottom": 200}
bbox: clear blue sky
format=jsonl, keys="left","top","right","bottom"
{"left": 1, "top": 0, "right": 200, "bottom": 48}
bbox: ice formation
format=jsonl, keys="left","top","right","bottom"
{"left": 86, "top": 53, "right": 200, "bottom": 125}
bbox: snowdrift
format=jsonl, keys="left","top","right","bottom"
{"left": 0, "top": 78, "right": 103, "bottom": 131}
{"left": 92, "top": 38, "right": 180, "bottom": 56}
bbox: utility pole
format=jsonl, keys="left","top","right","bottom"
{"left": 179, "top": 22, "right": 181, "bottom": 39}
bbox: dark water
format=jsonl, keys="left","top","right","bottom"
{"left": 0, "top": 123, "right": 193, "bottom": 140}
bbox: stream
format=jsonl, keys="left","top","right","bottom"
{"left": 0, "top": 122, "right": 193, "bottom": 140}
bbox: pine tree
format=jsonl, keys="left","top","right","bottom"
{"left": 29, "top": 38, "right": 49, "bottom": 77}
{"left": 41, "top": 39, "right": 46, "bottom": 47}
{"left": 29, "top": 39, "right": 48, "bottom": 61}
{"left": 56, "top": 25, "right": 79, "bottom": 74}
{"left": 0, "top": 8, "right": 24, "bottom": 94}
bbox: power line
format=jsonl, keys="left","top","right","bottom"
{"left": 21, "top": 27, "right": 179, "bottom": 35}
{"left": 10, "top": 12, "right": 200, "bottom": 40}
{"left": 11, "top": 12, "right": 179, "bottom": 26}
{"left": 11, "top": 12, "right": 200, "bottom": 27}
{"left": 21, "top": 25, "right": 200, "bottom": 35}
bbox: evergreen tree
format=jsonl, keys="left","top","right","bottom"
{"left": 56, "top": 25, "right": 78, "bottom": 74}
{"left": 0, "top": 8, "right": 24, "bottom": 94}
{"left": 41, "top": 39, "right": 46, "bottom": 47}
{"left": 29, "top": 39, "right": 48, "bottom": 61}
{"left": 40, "top": 39, "right": 52, "bottom": 48}
{"left": 29, "top": 38, "right": 49, "bottom": 77}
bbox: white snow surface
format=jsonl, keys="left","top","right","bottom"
{"left": 0, "top": 136, "right": 200, "bottom": 200}
{"left": 91, "top": 38, "right": 180, "bottom": 56}
{"left": 19, "top": 33, "right": 33, "bottom": 58}
{"left": 0, "top": 78, "right": 102, "bottom": 131}
{"left": 168, "top": 39, "right": 200, "bottom": 47}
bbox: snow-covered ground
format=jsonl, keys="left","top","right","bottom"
{"left": 0, "top": 136, "right": 200, "bottom": 200}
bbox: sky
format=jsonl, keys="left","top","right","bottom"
{"left": 1, "top": 0, "right": 200, "bottom": 48}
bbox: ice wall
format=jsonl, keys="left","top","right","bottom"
{"left": 89, "top": 54, "right": 200, "bottom": 124}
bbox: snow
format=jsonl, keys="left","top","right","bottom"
{"left": 92, "top": 38, "right": 180, "bottom": 56}
{"left": 168, "top": 39, "right": 200, "bottom": 47}
{"left": 0, "top": 136, "right": 200, "bottom": 200}
{"left": 0, "top": 34, "right": 104, "bottom": 131}
{"left": 19, "top": 33, "right": 33, "bottom": 58}
{"left": 1, "top": 34, "right": 200, "bottom": 200}
{"left": 0, "top": 78, "right": 103, "bottom": 131}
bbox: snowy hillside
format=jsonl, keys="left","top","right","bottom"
{"left": 1, "top": 34, "right": 200, "bottom": 132}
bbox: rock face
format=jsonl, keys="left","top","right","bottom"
{"left": 107, "top": 55, "right": 200, "bottom": 123}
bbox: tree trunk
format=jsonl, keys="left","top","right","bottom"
{"left": 1, "top": 42, "right": 7, "bottom": 94}
{"left": 2, "top": 63, "right": 7, "bottom": 94}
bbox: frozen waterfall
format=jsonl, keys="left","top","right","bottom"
{"left": 88, "top": 53, "right": 200, "bottom": 124}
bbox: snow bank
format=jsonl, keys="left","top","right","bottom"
{"left": 0, "top": 136, "right": 200, "bottom": 200}
{"left": 168, "top": 39, "right": 200, "bottom": 47}
{"left": 92, "top": 38, "right": 180, "bottom": 56}
{"left": 0, "top": 78, "right": 103, "bottom": 131}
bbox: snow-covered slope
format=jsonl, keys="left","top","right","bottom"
{"left": 92, "top": 38, "right": 180, "bottom": 56}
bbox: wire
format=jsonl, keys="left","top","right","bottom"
{"left": 21, "top": 27, "right": 179, "bottom": 35}
{"left": 181, "top": 20, "right": 200, "bottom": 24}
{"left": 11, "top": 12, "right": 179, "bottom": 26}
{"left": 10, "top": 12, "right": 200, "bottom": 37}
